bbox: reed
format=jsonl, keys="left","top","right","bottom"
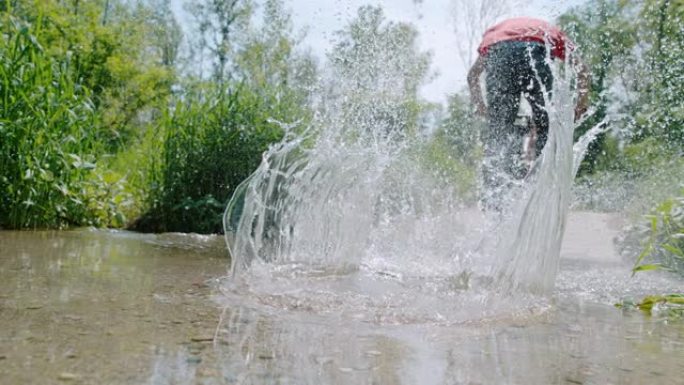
{"left": 0, "top": 14, "right": 106, "bottom": 228}
{"left": 132, "top": 85, "right": 292, "bottom": 233}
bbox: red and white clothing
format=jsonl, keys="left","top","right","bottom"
{"left": 477, "top": 17, "right": 574, "bottom": 61}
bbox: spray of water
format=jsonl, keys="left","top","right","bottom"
{"left": 222, "top": 51, "right": 607, "bottom": 323}
{"left": 488, "top": 61, "right": 609, "bottom": 295}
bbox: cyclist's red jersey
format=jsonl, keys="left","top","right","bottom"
{"left": 477, "top": 17, "right": 574, "bottom": 61}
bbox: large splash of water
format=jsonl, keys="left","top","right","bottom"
{"left": 222, "top": 53, "right": 608, "bottom": 323}
{"left": 486, "top": 64, "right": 608, "bottom": 294}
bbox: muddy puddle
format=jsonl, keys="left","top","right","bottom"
{"left": 1, "top": 212, "right": 682, "bottom": 385}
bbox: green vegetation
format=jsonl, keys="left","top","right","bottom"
{"left": 133, "top": 0, "right": 315, "bottom": 233}
{"left": 1, "top": 0, "right": 683, "bottom": 247}
{"left": 2, "top": 8, "right": 107, "bottom": 228}
{"left": 616, "top": 294, "right": 684, "bottom": 319}
{"left": 560, "top": 0, "right": 684, "bottom": 175}
{"left": 560, "top": 0, "right": 684, "bottom": 283}
{"left": 419, "top": 94, "right": 482, "bottom": 201}
{"left": 327, "top": 5, "right": 432, "bottom": 138}
{"left": 1, "top": 0, "right": 313, "bottom": 232}
{"left": 134, "top": 87, "right": 293, "bottom": 233}
{"left": 631, "top": 188, "right": 684, "bottom": 276}
{"left": 1, "top": 0, "right": 177, "bottom": 228}
{"left": 2, "top": 0, "right": 439, "bottom": 233}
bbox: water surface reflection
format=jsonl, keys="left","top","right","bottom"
{"left": 1, "top": 223, "right": 682, "bottom": 384}
{"left": 207, "top": 298, "right": 683, "bottom": 385}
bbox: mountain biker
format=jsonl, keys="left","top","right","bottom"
{"left": 467, "top": 17, "right": 590, "bottom": 210}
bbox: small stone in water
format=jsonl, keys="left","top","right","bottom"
{"left": 58, "top": 372, "right": 78, "bottom": 381}
{"left": 197, "top": 367, "right": 219, "bottom": 377}
{"left": 186, "top": 356, "right": 202, "bottom": 364}
{"left": 190, "top": 336, "right": 213, "bottom": 342}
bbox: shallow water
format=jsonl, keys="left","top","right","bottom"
{"left": 1, "top": 213, "right": 683, "bottom": 385}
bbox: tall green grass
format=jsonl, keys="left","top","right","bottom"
{"left": 132, "top": 86, "right": 289, "bottom": 233}
{"left": 0, "top": 15, "right": 108, "bottom": 228}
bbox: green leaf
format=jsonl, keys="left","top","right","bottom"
{"left": 649, "top": 215, "right": 658, "bottom": 233}
{"left": 662, "top": 243, "right": 684, "bottom": 257}
{"left": 39, "top": 169, "right": 54, "bottom": 182}
{"left": 632, "top": 243, "right": 654, "bottom": 274}
{"left": 632, "top": 263, "right": 662, "bottom": 274}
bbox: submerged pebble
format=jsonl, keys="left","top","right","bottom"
{"left": 57, "top": 372, "right": 78, "bottom": 381}
{"left": 186, "top": 356, "right": 202, "bottom": 364}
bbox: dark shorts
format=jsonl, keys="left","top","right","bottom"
{"left": 480, "top": 40, "right": 553, "bottom": 210}
{"left": 485, "top": 40, "right": 553, "bottom": 156}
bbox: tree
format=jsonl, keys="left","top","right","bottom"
{"left": 235, "top": 0, "right": 317, "bottom": 118}
{"left": 559, "top": 0, "right": 638, "bottom": 173}
{"left": 10, "top": 0, "right": 179, "bottom": 148}
{"left": 0, "top": 0, "right": 182, "bottom": 228}
{"left": 450, "top": 0, "right": 518, "bottom": 69}
{"left": 327, "top": 5, "right": 433, "bottom": 138}
{"left": 135, "top": 0, "right": 318, "bottom": 233}
{"left": 146, "top": 0, "right": 183, "bottom": 68}
{"left": 633, "top": 0, "right": 684, "bottom": 146}
{"left": 440, "top": 93, "right": 481, "bottom": 167}
{"left": 559, "top": 0, "right": 684, "bottom": 174}
{"left": 185, "top": 0, "right": 252, "bottom": 83}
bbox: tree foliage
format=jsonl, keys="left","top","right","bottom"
{"left": 560, "top": 0, "right": 684, "bottom": 174}
{"left": 327, "top": 6, "right": 433, "bottom": 138}
{"left": 185, "top": 0, "right": 252, "bottom": 82}
{"left": 2, "top": 0, "right": 314, "bottom": 232}
{"left": 4, "top": 0, "right": 683, "bottom": 235}
{"left": 559, "top": 0, "right": 638, "bottom": 173}
{"left": 0, "top": 0, "right": 175, "bottom": 228}
{"left": 134, "top": 0, "right": 316, "bottom": 233}
{"left": 561, "top": 1, "right": 684, "bottom": 274}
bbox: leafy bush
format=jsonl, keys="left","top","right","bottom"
{"left": 132, "top": 86, "right": 291, "bottom": 233}
{"left": 632, "top": 189, "right": 684, "bottom": 276}
{"left": 572, "top": 138, "right": 684, "bottom": 213}
{"left": 417, "top": 129, "right": 480, "bottom": 202}
{"left": 1, "top": 1, "right": 180, "bottom": 229}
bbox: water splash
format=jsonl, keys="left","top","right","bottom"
{"left": 223, "top": 54, "right": 607, "bottom": 322}
{"left": 488, "top": 62, "right": 609, "bottom": 294}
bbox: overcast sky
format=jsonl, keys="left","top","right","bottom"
{"left": 173, "top": 0, "right": 587, "bottom": 103}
